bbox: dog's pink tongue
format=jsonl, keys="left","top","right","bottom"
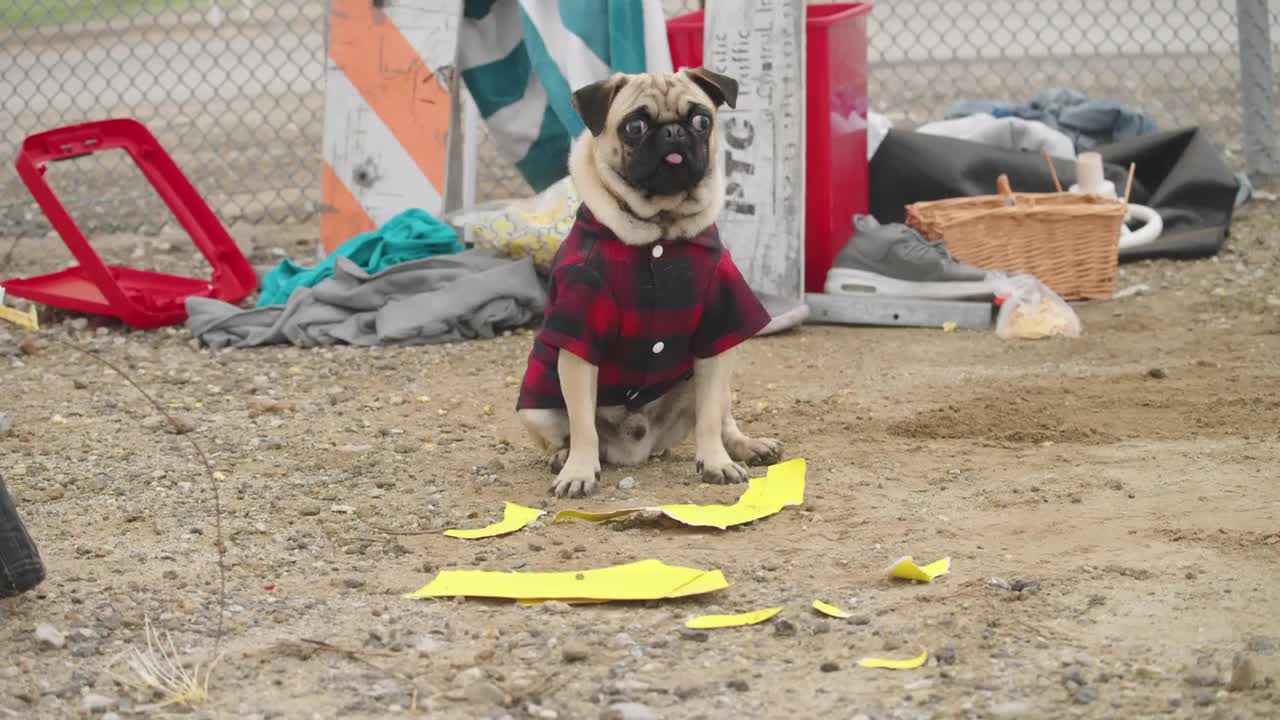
{"left": 665, "top": 153, "right": 684, "bottom": 165}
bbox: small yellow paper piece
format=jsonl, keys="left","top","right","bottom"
{"left": 406, "top": 559, "right": 728, "bottom": 602}
{"left": 888, "top": 556, "right": 951, "bottom": 583}
{"left": 812, "top": 600, "right": 851, "bottom": 619}
{"left": 443, "top": 502, "right": 544, "bottom": 539}
{"left": 0, "top": 291, "right": 39, "bottom": 331}
{"left": 858, "top": 648, "right": 928, "bottom": 670}
{"left": 685, "top": 606, "right": 782, "bottom": 630}
{"left": 554, "top": 458, "right": 806, "bottom": 530}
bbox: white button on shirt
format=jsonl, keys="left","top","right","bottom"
{"left": 652, "top": 244, "right": 664, "bottom": 258}
{"left": 652, "top": 342, "right": 665, "bottom": 354}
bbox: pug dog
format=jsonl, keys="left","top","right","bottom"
{"left": 516, "top": 68, "right": 783, "bottom": 498}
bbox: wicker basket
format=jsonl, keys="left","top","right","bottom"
{"left": 906, "top": 190, "right": 1127, "bottom": 301}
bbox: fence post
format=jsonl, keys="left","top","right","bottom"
{"left": 1237, "top": 0, "right": 1278, "bottom": 178}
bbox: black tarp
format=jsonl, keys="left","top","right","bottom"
{"left": 868, "top": 127, "right": 1240, "bottom": 262}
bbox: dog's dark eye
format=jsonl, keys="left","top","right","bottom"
{"left": 623, "top": 118, "right": 649, "bottom": 137}
{"left": 690, "top": 113, "right": 712, "bottom": 132}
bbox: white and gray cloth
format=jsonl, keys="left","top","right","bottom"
{"left": 186, "top": 250, "right": 546, "bottom": 349}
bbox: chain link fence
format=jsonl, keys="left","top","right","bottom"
{"left": 1, "top": 0, "right": 1276, "bottom": 240}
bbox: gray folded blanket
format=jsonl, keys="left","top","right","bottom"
{"left": 186, "top": 249, "right": 546, "bottom": 349}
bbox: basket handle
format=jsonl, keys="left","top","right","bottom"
{"left": 1122, "top": 162, "right": 1136, "bottom": 204}
{"left": 996, "top": 174, "right": 1015, "bottom": 206}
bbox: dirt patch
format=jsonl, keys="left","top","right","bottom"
{"left": 1, "top": 204, "right": 1279, "bottom": 718}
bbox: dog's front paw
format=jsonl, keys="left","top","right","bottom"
{"left": 551, "top": 458, "right": 600, "bottom": 498}
{"left": 695, "top": 452, "right": 749, "bottom": 485}
{"left": 726, "top": 435, "right": 784, "bottom": 467}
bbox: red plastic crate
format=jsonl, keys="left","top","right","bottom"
{"left": 3, "top": 119, "right": 257, "bottom": 329}
{"left": 668, "top": 3, "right": 872, "bottom": 293}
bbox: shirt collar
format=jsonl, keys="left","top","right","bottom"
{"left": 578, "top": 204, "right": 720, "bottom": 249}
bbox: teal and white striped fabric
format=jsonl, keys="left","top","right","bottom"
{"left": 459, "top": 0, "right": 673, "bottom": 192}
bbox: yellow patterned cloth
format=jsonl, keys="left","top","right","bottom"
{"left": 464, "top": 177, "right": 581, "bottom": 275}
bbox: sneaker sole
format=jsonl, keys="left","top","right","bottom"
{"left": 824, "top": 268, "right": 998, "bottom": 301}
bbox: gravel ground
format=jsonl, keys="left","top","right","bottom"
{"left": 1, "top": 197, "right": 1279, "bottom": 719}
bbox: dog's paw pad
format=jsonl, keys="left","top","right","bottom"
{"left": 550, "top": 466, "right": 600, "bottom": 498}
{"left": 696, "top": 459, "right": 749, "bottom": 485}
{"left": 728, "top": 436, "right": 784, "bottom": 467}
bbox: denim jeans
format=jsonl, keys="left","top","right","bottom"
{"left": 0, "top": 475, "right": 45, "bottom": 597}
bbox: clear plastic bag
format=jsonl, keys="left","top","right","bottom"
{"left": 443, "top": 176, "right": 581, "bottom": 274}
{"left": 990, "top": 273, "right": 1082, "bottom": 340}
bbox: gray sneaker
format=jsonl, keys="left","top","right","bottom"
{"left": 824, "top": 215, "right": 997, "bottom": 300}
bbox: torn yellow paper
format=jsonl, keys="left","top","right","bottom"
{"left": 0, "top": 292, "right": 38, "bottom": 330}
{"left": 406, "top": 559, "right": 728, "bottom": 602}
{"left": 888, "top": 556, "right": 951, "bottom": 583}
{"left": 443, "top": 502, "right": 544, "bottom": 539}
{"left": 858, "top": 648, "right": 928, "bottom": 670}
{"left": 685, "top": 606, "right": 781, "bottom": 629}
{"left": 553, "top": 458, "right": 806, "bottom": 530}
{"left": 812, "top": 600, "right": 850, "bottom": 619}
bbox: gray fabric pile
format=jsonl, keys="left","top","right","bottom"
{"left": 187, "top": 249, "right": 545, "bottom": 349}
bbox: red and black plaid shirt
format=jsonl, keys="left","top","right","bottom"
{"left": 517, "top": 205, "right": 770, "bottom": 411}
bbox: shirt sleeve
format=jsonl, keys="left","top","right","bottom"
{"left": 691, "top": 250, "right": 772, "bottom": 359}
{"left": 535, "top": 262, "right": 618, "bottom": 365}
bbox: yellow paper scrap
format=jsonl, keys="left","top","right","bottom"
{"left": 812, "top": 600, "right": 851, "bottom": 619}
{"left": 443, "top": 502, "right": 544, "bottom": 539}
{"left": 406, "top": 559, "right": 728, "bottom": 602}
{"left": 685, "top": 606, "right": 782, "bottom": 629}
{"left": 888, "top": 556, "right": 951, "bottom": 583}
{"left": 858, "top": 648, "right": 928, "bottom": 670}
{"left": 554, "top": 458, "right": 806, "bottom": 530}
{"left": 0, "top": 291, "right": 38, "bottom": 331}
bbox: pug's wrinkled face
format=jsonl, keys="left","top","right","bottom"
{"left": 573, "top": 68, "right": 738, "bottom": 198}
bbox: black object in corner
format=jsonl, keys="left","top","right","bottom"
{"left": 0, "top": 475, "right": 46, "bottom": 598}
{"left": 868, "top": 127, "right": 1240, "bottom": 262}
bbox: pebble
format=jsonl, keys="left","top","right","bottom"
{"left": 463, "top": 680, "right": 508, "bottom": 706}
{"left": 35, "top": 623, "right": 66, "bottom": 648}
{"left": 934, "top": 644, "right": 958, "bottom": 666}
{"left": 678, "top": 628, "right": 709, "bottom": 643}
{"left": 1228, "top": 656, "right": 1257, "bottom": 691}
{"left": 726, "top": 678, "right": 749, "bottom": 692}
{"left": 249, "top": 398, "right": 293, "bottom": 417}
{"left": 81, "top": 693, "right": 114, "bottom": 712}
{"left": 340, "top": 577, "right": 366, "bottom": 589}
{"left": 298, "top": 502, "right": 323, "bottom": 517}
{"left": 1186, "top": 667, "right": 1222, "bottom": 687}
{"left": 850, "top": 615, "right": 871, "bottom": 626}
{"left": 989, "top": 701, "right": 1030, "bottom": 719}
{"left": 415, "top": 636, "right": 448, "bottom": 657}
{"left": 603, "top": 702, "right": 657, "bottom": 720}
{"left": 46, "top": 485, "right": 66, "bottom": 500}
{"left": 561, "top": 641, "right": 589, "bottom": 663}
{"left": 1194, "top": 689, "right": 1218, "bottom": 706}
{"left": 618, "top": 476, "right": 637, "bottom": 490}
{"left": 539, "top": 601, "right": 571, "bottom": 614}
{"left": 820, "top": 661, "right": 840, "bottom": 673}
{"left": 0, "top": 413, "right": 14, "bottom": 435}
{"left": 773, "top": 618, "right": 797, "bottom": 637}
{"left": 1071, "top": 686, "right": 1098, "bottom": 705}
{"left": 1147, "top": 368, "right": 1169, "bottom": 380}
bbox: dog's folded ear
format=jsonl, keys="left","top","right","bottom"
{"left": 573, "top": 75, "right": 627, "bottom": 137}
{"left": 682, "top": 67, "right": 739, "bottom": 110}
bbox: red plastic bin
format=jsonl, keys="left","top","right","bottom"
{"left": 667, "top": 3, "right": 872, "bottom": 294}
{"left": 3, "top": 119, "right": 257, "bottom": 329}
